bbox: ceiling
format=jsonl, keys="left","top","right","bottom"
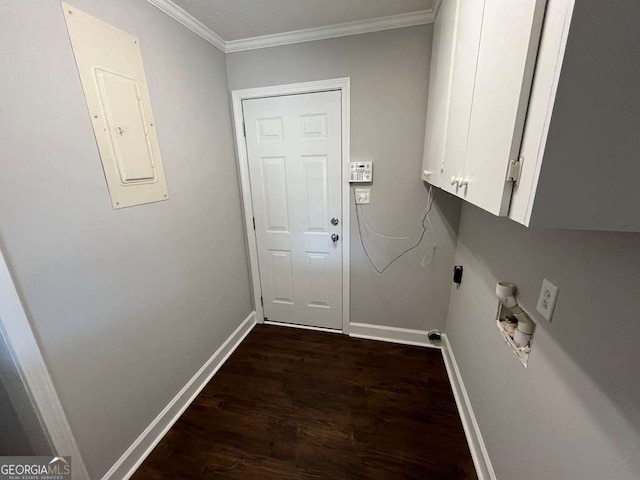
{"left": 170, "top": 0, "right": 435, "bottom": 41}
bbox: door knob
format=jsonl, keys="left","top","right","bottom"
{"left": 331, "top": 217, "right": 339, "bottom": 225}
{"left": 331, "top": 233, "right": 340, "bottom": 243}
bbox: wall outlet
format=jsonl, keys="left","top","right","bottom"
{"left": 536, "top": 279, "right": 559, "bottom": 322}
{"left": 355, "top": 188, "right": 371, "bottom": 204}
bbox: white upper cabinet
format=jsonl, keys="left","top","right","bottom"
{"left": 462, "top": 0, "right": 546, "bottom": 215}
{"left": 441, "top": 0, "right": 485, "bottom": 197}
{"left": 423, "top": 0, "right": 640, "bottom": 232}
{"left": 420, "top": 0, "right": 459, "bottom": 188}
{"left": 423, "top": 0, "right": 545, "bottom": 214}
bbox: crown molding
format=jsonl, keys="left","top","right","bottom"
{"left": 146, "top": 0, "right": 226, "bottom": 52}
{"left": 433, "top": 0, "right": 443, "bottom": 20}
{"left": 146, "top": 1, "right": 436, "bottom": 54}
{"left": 224, "top": 9, "right": 436, "bottom": 53}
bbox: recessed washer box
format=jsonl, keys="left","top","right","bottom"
{"left": 63, "top": 3, "right": 168, "bottom": 209}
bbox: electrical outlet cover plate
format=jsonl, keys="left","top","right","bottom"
{"left": 536, "top": 279, "right": 559, "bottom": 322}
{"left": 355, "top": 188, "right": 371, "bottom": 204}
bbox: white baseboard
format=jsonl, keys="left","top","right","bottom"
{"left": 102, "top": 311, "right": 257, "bottom": 480}
{"left": 441, "top": 334, "right": 497, "bottom": 480}
{"left": 264, "top": 320, "right": 342, "bottom": 334}
{"left": 349, "top": 322, "right": 441, "bottom": 349}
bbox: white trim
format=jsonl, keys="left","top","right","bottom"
{"left": 0, "top": 249, "right": 90, "bottom": 479}
{"left": 264, "top": 320, "right": 342, "bottom": 334}
{"left": 349, "top": 322, "right": 441, "bottom": 349}
{"left": 339, "top": 79, "right": 351, "bottom": 335}
{"left": 103, "top": 311, "right": 257, "bottom": 480}
{"left": 146, "top": 0, "right": 226, "bottom": 51}
{"left": 145, "top": 1, "right": 436, "bottom": 53}
{"left": 441, "top": 334, "right": 497, "bottom": 480}
{"left": 224, "top": 10, "right": 436, "bottom": 53}
{"left": 231, "top": 78, "right": 351, "bottom": 334}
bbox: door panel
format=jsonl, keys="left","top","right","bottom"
{"left": 261, "top": 157, "right": 290, "bottom": 232}
{"left": 258, "top": 117, "right": 284, "bottom": 142}
{"left": 302, "top": 155, "right": 329, "bottom": 232}
{"left": 269, "top": 250, "right": 294, "bottom": 304}
{"left": 305, "top": 251, "right": 330, "bottom": 308}
{"left": 244, "top": 91, "right": 342, "bottom": 329}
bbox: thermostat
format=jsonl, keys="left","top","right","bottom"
{"left": 349, "top": 161, "right": 373, "bottom": 183}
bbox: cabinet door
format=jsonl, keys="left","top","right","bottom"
{"left": 421, "top": 0, "right": 460, "bottom": 187}
{"left": 463, "top": 0, "right": 547, "bottom": 215}
{"left": 441, "top": 0, "right": 485, "bottom": 196}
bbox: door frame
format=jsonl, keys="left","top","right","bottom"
{"left": 231, "top": 78, "right": 351, "bottom": 334}
{"left": 0, "top": 246, "right": 89, "bottom": 478}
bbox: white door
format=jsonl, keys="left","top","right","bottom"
{"left": 243, "top": 91, "right": 343, "bottom": 330}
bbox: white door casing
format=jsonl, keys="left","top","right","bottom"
{"left": 0, "top": 248, "right": 89, "bottom": 478}
{"left": 243, "top": 91, "right": 343, "bottom": 330}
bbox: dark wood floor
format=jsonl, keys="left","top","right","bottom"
{"left": 133, "top": 325, "right": 477, "bottom": 479}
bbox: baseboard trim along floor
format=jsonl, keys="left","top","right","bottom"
{"left": 441, "top": 333, "right": 497, "bottom": 480}
{"left": 264, "top": 319, "right": 342, "bottom": 334}
{"left": 102, "top": 311, "right": 257, "bottom": 480}
{"left": 349, "top": 322, "right": 441, "bottom": 348}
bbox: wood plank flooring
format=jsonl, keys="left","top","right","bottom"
{"left": 132, "top": 324, "right": 477, "bottom": 479}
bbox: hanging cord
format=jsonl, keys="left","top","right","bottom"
{"left": 358, "top": 197, "right": 432, "bottom": 240}
{"left": 354, "top": 185, "right": 437, "bottom": 274}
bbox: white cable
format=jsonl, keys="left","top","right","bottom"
{"left": 421, "top": 200, "right": 437, "bottom": 267}
{"left": 358, "top": 200, "right": 432, "bottom": 240}
{"left": 421, "top": 245, "right": 436, "bottom": 268}
{"left": 354, "top": 185, "right": 437, "bottom": 273}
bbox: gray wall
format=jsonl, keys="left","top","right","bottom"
{"left": 0, "top": 381, "right": 33, "bottom": 456}
{"left": 0, "top": 328, "right": 51, "bottom": 455}
{"left": 226, "top": 26, "right": 461, "bottom": 331}
{"left": 446, "top": 204, "right": 640, "bottom": 480}
{"left": 0, "top": 0, "right": 252, "bottom": 477}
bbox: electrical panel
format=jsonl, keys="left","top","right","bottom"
{"left": 349, "top": 161, "right": 373, "bottom": 183}
{"left": 63, "top": 3, "right": 168, "bottom": 209}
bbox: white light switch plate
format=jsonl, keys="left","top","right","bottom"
{"left": 536, "top": 279, "right": 559, "bottom": 322}
{"left": 355, "top": 188, "right": 371, "bottom": 204}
